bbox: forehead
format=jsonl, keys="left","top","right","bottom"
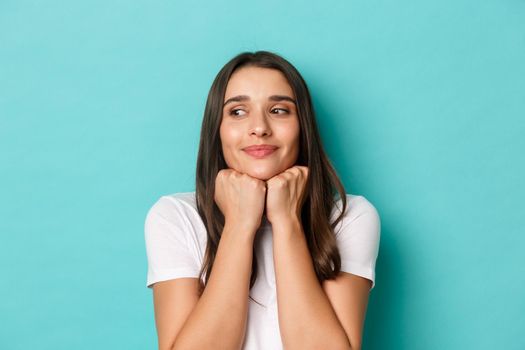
{"left": 224, "top": 66, "right": 294, "bottom": 99}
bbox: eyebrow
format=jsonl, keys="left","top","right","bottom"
{"left": 223, "top": 95, "right": 296, "bottom": 107}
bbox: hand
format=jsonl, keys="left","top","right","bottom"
{"left": 214, "top": 168, "right": 267, "bottom": 234}
{"left": 265, "top": 166, "right": 309, "bottom": 226}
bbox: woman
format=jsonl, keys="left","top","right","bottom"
{"left": 145, "top": 51, "right": 380, "bottom": 350}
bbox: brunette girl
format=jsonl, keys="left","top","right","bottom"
{"left": 145, "top": 51, "right": 380, "bottom": 350}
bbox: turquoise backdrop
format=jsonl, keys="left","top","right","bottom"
{"left": 1, "top": 0, "right": 524, "bottom": 349}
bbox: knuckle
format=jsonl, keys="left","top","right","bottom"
{"left": 275, "top": 178, "right": 286, "bottom": 187}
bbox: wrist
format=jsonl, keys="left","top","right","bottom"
{"left": 223, "top": 221, "right": 258, "bottom": 239}
{"left": 270, "top": 216, "right": 302, "bottom": 235}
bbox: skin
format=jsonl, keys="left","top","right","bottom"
{"left": 217, "top": 66, "right": 305, "bottom": 229}
{"left": 152, "top": 66, "right": 371, "bottom": 350}
{"left": 219, "top": 66, "right": 300, "bottom": 182}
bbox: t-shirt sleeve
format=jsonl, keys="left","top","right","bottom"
{"left": 334, "top": 196, "right": 381, "bottom": 290}
{"left": 144, "top": 196, "right": 201, "bottom": 288}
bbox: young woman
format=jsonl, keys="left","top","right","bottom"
{"left": 145, "top": 51, "right": 381, "bottom": 350}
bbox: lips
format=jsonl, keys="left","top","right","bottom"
{"left": 242, "top": 144, "right": 278, "bottom": 158}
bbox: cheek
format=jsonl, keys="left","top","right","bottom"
{"left": 219, "top": 123, "right": 243, "bottom": 161}
{"left": 220, "top": 124, "right": 240, "bottom": 147}
{"left": 282, "top": 121, "right": 300, "bottom": 150}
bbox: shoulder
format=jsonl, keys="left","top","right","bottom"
{"left": 144, "top": 192, "right": 204, "bottom": 287}
{"left": 145, "top": 191, "right": 208, "bottom": 246}
{"left": 330, "top": 194, "right": 381, "bottom": 289}
{"left": 146, "top": 191, "right": 198, "bottom": 220}
{"left": 144, "top": 191, "right": 204, "bottom": 238}
{"left": 331, "top": 194, "right": 381, "bottom": 237}
{"left": 331, "top": 193, "right": 380, "bottom": 222}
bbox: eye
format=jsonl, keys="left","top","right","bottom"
{"left": 271, "top": 107, "right": 289, "bottom": 115}
{"left": 229, "top": 108, "right": 247, "bottom": 117}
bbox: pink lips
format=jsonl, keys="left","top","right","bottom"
{"left": 242, "top": 144, "right": 278, "bottom": 158}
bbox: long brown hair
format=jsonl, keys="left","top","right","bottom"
{"left": 195, "top": 51, "right": 348, "bottom": 304}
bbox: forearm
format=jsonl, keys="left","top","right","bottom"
{"left": 173, "top": 225, "right": 254, "bottom": 350}
{"left": 272, "top": 219, "right": 351, "bottom": 350}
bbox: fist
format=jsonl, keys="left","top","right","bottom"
{"left": 265, "top": 166, "right": 309, "bottom": 225}
{"left": 214, "top": 168, "right": 267, "bottom": 233}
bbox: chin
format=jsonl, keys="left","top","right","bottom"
{"left": 246, "top": 171, "right": 273, "bottom": 181}
{"left": 245, "top": 168, "right": 280, "bottom": 181}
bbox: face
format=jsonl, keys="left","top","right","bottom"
{"left": 219, "top": 66, "right": 300, "bottom": 180}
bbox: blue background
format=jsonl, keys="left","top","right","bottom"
{"left": 1, "top": 0, "right": 524, "bottom": 348}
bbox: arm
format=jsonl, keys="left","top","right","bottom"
{"left": 321, "top": 272, "right": 371, "bottom": 350}
{"left": 165, "top": 224, "right": 255, "bottom": 350}
{"left": 272, "top": 218, "right": 357, "bottom": 350}
{"left": 265, "top": 166, "right": 351, "bottom": 349}
{"left": 152, "top": 278, "right": 200, "bottom": 350}
{"left": 266, "top": 167, "right": 377, "bottom": 349}
{"left": 148, "top": 170, "right": 267, "bottom": 349}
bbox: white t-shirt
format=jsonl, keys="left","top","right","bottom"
{"left": 144, "top": 192, "right": 380, "bottom": 350}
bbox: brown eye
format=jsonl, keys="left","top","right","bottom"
{"left": 271, "top": 108, "right": 289, "bottom": 115}
{"left": 229, "top": 108, "right": 247, "bottom": 117}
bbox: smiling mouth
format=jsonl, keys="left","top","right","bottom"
{"left": 243, "top": 148, "right": 277, "bottom": 158}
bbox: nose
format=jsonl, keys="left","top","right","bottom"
{"left": 249, "top": 108, "right": 272, "bottom": 137}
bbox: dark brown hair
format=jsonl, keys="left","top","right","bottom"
{"left": 195, "top": 51, "right": 347, "bottom": 305}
